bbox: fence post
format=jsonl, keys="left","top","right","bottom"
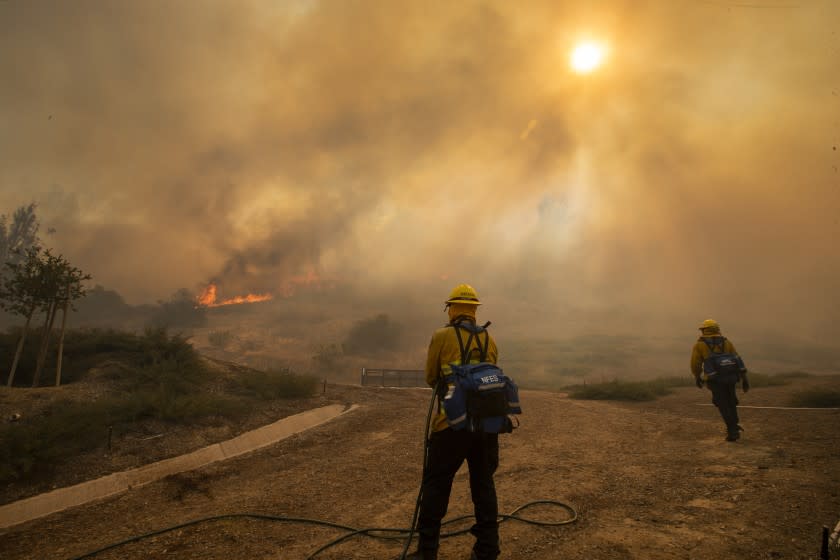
{"left": 361, "top": 367, "right": 366, "bottom": 385}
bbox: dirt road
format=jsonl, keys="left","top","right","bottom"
{"left": 1, "top": 379, "right": 839, "bottom": 559}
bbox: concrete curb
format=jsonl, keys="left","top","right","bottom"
{"left": 0, "top": 403, "right": 358, "bottom": 530}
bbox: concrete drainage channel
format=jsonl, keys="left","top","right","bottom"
{"left": 0, "top": 403, "right": 358, "bottom": 530}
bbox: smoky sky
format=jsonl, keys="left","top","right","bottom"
{"left": 1, "top": 0, "right": 838, "bottom": 342}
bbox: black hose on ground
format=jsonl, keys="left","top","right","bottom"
{"left": 67, "top": 500, "right": 577, "bottom": 560}
{"left": 67, "top": 386, "right": 579, "bottom": 560}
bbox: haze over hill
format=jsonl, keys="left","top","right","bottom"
{"left": 1, "top": 1, "right": 838, "bottom": 352}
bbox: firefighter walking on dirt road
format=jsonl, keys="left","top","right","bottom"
{"left": 405, "top": 283, "right": 501, "bottom": 560}
{"left": 691, "top": 319, "right": 750, "bottom": 442}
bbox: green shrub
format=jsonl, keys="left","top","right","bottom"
{"left": 0, "top": 398, "right": 129, "bottom": 481}
{"left": 235, "top": 369, "right": 319, "bottom": 400}
{"left": 135, "top": 328, "right": 201, "bottom": 368}
{"left": 149, "top": 288, "right": 207, "bottom": 329}
{"left": 788, "top": 388, "right": 840, "bottom": 408}
{"left": 124, "top": 389, "right": 243, "bottom": 422}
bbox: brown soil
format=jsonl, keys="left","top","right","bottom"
{"left": 1, "top": 374, "right": 839, "bottom": 560}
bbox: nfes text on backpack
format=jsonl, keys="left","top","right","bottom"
{"left": 441, "top": 322, "right": 521, "bottom": 433}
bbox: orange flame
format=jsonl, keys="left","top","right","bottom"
{"left": 196, "top": 283, "right": 273, "bottom": 308}
{"left": 197, "top": 284, "right": 218, "bottom": 306}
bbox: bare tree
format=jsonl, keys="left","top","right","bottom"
{"left": 30, "top": 250, "right": 90, "bottom": 387}
{"left": 54, "top": 265, "right": 91, "bottom": 386}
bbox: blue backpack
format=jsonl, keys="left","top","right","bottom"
{"left": 441, "top": 321, "right": 521, "bottom": 434}
{"left": 702, "top": 336, "right": 746, "bottom": 385}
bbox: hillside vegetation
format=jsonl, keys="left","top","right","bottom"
{"left": 0, "top": 328, "right": 319, "bottom": 487}
{"left": 2, "top": 327, "right": 837, "bottom": 505}
{"left": 563, "top": 371, "right": 830, "bottom": 403}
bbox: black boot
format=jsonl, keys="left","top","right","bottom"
{"left": 403, "top": 548, "right": 438, "bottom": 560}
{"left": 725, "top": 425, "right": 740, "bottom": 441}
{"left": 470, "top": 549, "right": 500, "bottom": 560}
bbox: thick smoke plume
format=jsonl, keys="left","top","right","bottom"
{"left": 1, "top": 1, "right": 838, "bottom": 347}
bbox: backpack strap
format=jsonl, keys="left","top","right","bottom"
{"left": 452, "top": 321, "right": 490, "bottom": 364}
{"left": 703, "top": 336, "right": 726, "bottom": 354}
{"left": 453, "top": 323, "right": 472, "bottom": 364}
{"left": 478, "top": 329, "right": 489, "bottom": 361}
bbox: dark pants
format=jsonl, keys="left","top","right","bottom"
{"left": 416, "top": 428, "right": 500, "bottom": 559}
{"left": 708, "top": 380, "right": 740, "bottom": 435}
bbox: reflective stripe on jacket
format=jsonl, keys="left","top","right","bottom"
{"left": 425, "top": 319, "right": 499, "bottom": 432}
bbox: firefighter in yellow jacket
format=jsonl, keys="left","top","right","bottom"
{"left": 406, "top": 284, "right": 500, "bottom": 560}
{"left": 691, "top": 319, "right": 750, "bottom": 441}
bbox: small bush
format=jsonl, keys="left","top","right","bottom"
{"left": 149, "top": 288, "right": 207, "bottom": 329}
{"left": 567, "top": 379, "right": 674, "bottom": 402}
{"left": 0, "top": 398, "right": 129, "bottom": 481}
{"left": 124, "top": 389, "right": 243, "bottom": 422}
{"left": 235, "top": 369, "right": 319, "bottom": 400}
{"left": 788, "top": 388, "right": 840, "bottom": 408}
{"left": 136, "top": 328, "right": 201, "bottom": 368}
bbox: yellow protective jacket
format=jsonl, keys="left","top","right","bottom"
{"left": 425, "top": 319, "right": 499, "bottom": 433}
{"left": 690, "top": 334, "right": 739, "bottom": 380}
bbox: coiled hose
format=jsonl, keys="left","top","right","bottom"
{"left": 68, "top": 384, "right": 578, "bottom": 560}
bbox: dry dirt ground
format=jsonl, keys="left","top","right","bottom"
{"left": 1, "top": 376, "right": 839, "bottom": 560}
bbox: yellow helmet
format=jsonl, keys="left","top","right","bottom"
{"left": 699, "top": 319, "right": 720, "bottom": 332}
{"left": 445, "top": 283, "right": 481, "bottom": 306}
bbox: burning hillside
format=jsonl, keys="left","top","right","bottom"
{"left": 196, "top": 283, "right": 273, "bottom": 308}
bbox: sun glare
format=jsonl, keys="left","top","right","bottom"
{"left": 570, "top": 42, "right": 607, "bottom": 74}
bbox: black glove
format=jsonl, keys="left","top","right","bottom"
{"left": 741, "top": 374, "right": 750, "bottom": 393}
{"left": 695, "top": 376, "right": 704, "bottom": 389}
